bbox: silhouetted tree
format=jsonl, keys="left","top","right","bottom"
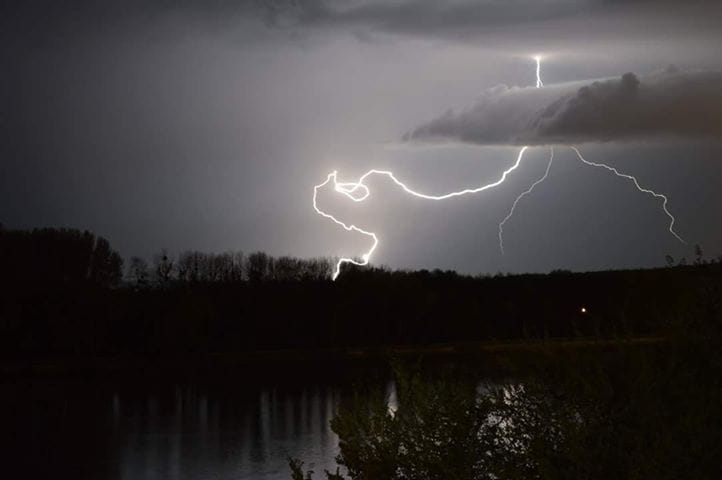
{"left": 177, "top": 251, "right": 203, "bottom": 282}
{"left": 247, "top": 251, "right": 270, "bottom": 282}
{"left": 695, "top": 244, "right": 704, "bottom": 265}
{"left": 665, "top": 254, "right": 675, "bottom": 267}
{"left": 275, "top": 256, "right": 302, "bottom": 281}
{"left": 230, "top": 251, "right": 245, "bottom": 282}
{"left": 153, "top": 248, "right": 174, "bottom": 284}
{"left": 89, "top": 237, "right": 123, "bottom": 287}
{"left": 128, "top": 256, "right": 149, "bottom": 287}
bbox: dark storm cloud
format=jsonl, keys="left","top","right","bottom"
{"left": 405, "top": 68, "right": 722, "bottom": 145}
{"left": 268, "top": 0, "right": 591, "bottom": 35}
{"left": 263, "top": 0, "right": 722, "bottom": 45}
{"left": 1, "top": 0, "right": 715, "bottom": 46}
{"left": 0, "top": 0, "right": 597, "bottom": 41}
{"left": 0, "top": 0, "right": 685, "bottom": 42}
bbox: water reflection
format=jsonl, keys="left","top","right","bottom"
{"left": 116, "top": 384, "right": 342, "bottom": 480}
{"left": 1, "top": 379, "right": 351, "bottom": 480}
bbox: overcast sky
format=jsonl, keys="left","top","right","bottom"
{"left": 2, "top": 0, "right": 721, "bottom": 274}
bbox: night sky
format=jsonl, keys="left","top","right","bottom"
{"left": 2, "top": 0, "right": 721, "bottom": 275}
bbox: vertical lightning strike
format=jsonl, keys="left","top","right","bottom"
{"left": 498, "top": 147, "right": 554, "bottom": 254}
{"left": 314, "top": 148, "right": 529, "bottom": 279}
{"left": 534, "top": 55, "right": 543, "bottom": 88}
{"left": 570, "top": 146, "right": 686, "bottom": 244}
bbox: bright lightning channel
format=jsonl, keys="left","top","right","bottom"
{"left": 570, "top": 146, "right": 686, "bottom": 244}
{"left": 315, "top": 54, "right": 687, "bottom": 280}
{"left": 313, "top": 148, "right": 529, "bottom": 280}
{"left": 498, "top": 147, "right": 554, "bottom": 255}
{"left": 497, "top": 56, "right": 685, "bottom": 253}
{"left": 534, "top": 55, "right": 544, "bottom": 88}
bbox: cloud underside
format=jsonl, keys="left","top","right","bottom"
{"left": 405, "top": 69, "right": 722, "bottom": 146}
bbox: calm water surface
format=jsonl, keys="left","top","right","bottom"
{"left": 2, "top": 374, "right": 386, "bottom": 480}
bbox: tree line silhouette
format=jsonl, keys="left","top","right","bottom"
{"left": 1, "top": 225, "right": 720, "bottom": 358}
{"left": 0, "top": 225, "right": 123, "bottom": 289}
{"left": 127, "top": 250, "right": 335, "bottom": 286}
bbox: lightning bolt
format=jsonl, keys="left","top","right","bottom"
{"left": 312, "top": 172, "right": 378, "bottom": 280}
{"left": 314, "top": 55, "right": 687, "bottom": 280}
{"left": 498, "top": 57, "right": 685, "bottom": 254}
{"left": 498, "top": 147, "right": 554, "bottom": 255}
{"left": 570, "top": 146, "right": 686, "bottom": 244}
{"left": 498, "top": 56, "right": 547, "bottom": 255}
{"left": 534, "top": 55, "right": 544, "bottom": 88}
{"left": 313, "top": 148, "right": 529, "bottom": 280}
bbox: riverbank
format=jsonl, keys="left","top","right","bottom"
{"left": 0, "top": 335, "right": 666, "bottom": 378}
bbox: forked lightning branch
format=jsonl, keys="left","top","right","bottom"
{"left": 313, "top": 57, "right": 686, "bottom": 280}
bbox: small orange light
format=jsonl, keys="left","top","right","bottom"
{"left": 580, "top": 307, "right": 587, "bottom": 314}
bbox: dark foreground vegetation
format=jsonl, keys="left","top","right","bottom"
{"left": 290, "top": 330, "right": 722, "bottom": 479}
{"left": 1, "top": 225, "right": 720, "bottom": 361}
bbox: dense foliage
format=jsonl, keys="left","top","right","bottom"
{"left": 291, "top": 330, "right": 722, "bottom": 479}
